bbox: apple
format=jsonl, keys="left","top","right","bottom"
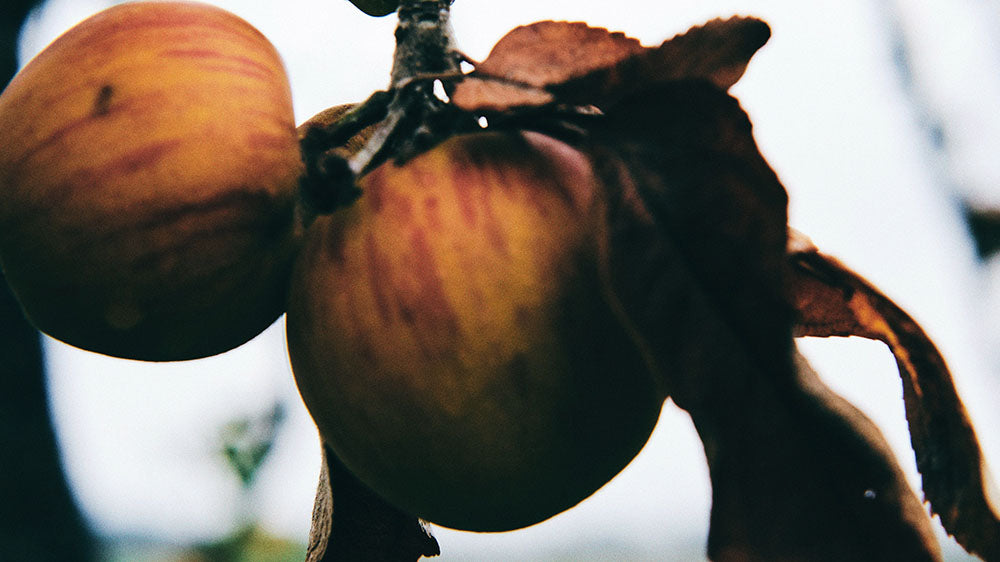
{"left": 0, "top": 2, "right": 302, "bottom": 360}
{"left": 286, "top": 127, "right": 663, "bottom": 531}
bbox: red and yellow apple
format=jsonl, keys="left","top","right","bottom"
{"left": 287, "top": 127, "right": 663, "bottom": 531}
{"left": 0, "top": 2, "right": 302, "bottom": 360}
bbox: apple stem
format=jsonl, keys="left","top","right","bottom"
{"left": 391, "top": 0, "right": 461, "bottom": 87}
{"left": 344, "top": 0, "right": 467, "bottom": 174}
{"left": 298, "top": 0, "right": 475, "bottom": 217}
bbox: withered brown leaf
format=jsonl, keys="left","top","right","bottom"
{"left": 788, "top": 231, "right": 1000, "bottom": 561}
{"left": 475, "top": 21, "right": 643, "bottom": 87}
{"left": 307, "top": 443, "right": 440, "bottom": 562}
{"left": 450, "top": 21, "right": 642, "bottom": 112}
{"left": 552, "top": 16, "right": 770, "bottom": 109}
{"left": 589, "top": 81, "right": 941, "bottom": 560}
{"left": 452, "top": 17, "right": 770, "bottom": 113}
{"left": 698, "top": 349, "right": 943, "bottom": 562}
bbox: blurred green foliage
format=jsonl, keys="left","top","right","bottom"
{"left": 221, "top": 404, "right": 286, "bottom": 488}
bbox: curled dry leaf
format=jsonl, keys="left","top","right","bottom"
{"left": 788, "top": 230, "right": 1000, "bottom": 561}
{"left": 588, "top": 81, "right": 940, "bottom": 561}
{"left": 552, "top": 16, "right": 770, "bottom": 109}
{"left": 696, "top": 348, "right": 942, "bottom": 562}
{"left": 470, "top": 21, "right": 644, "bottom": 86}
{"left": 307, "top": 444, "right": 440, "bottom": 562}
{"left": 451, "top": 21, "right": 643, "bottom": 111}
{"left": 452, "top": 17, "right": 770, "bottom": 113}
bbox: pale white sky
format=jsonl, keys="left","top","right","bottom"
{"left": 17, "top": 0, "right": 1000, "bottom": 560}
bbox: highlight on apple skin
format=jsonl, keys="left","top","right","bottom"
{"left": 0, "top": 1, "right": 303, "bottom": 361}
{"left": 286, "top": 128, "right": 663, "bottom": 532}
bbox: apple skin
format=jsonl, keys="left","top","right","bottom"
{"left": 0, "top": 2, "right": 302, "bottom": 360}
{"left": 287, "top": 130, "right": 663, "bottom": 531}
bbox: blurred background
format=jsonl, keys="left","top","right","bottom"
{"left": 2, "top": 0, "right": 1000, "bottom": 560}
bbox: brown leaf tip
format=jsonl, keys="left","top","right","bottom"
{"left": 677, "top": 16, "right": 771, "bottom": 50}
{"left": 651, "top": 16, "right": 772, "bottom": 90}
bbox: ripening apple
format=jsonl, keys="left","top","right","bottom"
{"left": 0, "top": 2, "right": 302, "bottom": 360}
{"left": 286, "top": 126, "right": 663, "bottom": 531}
